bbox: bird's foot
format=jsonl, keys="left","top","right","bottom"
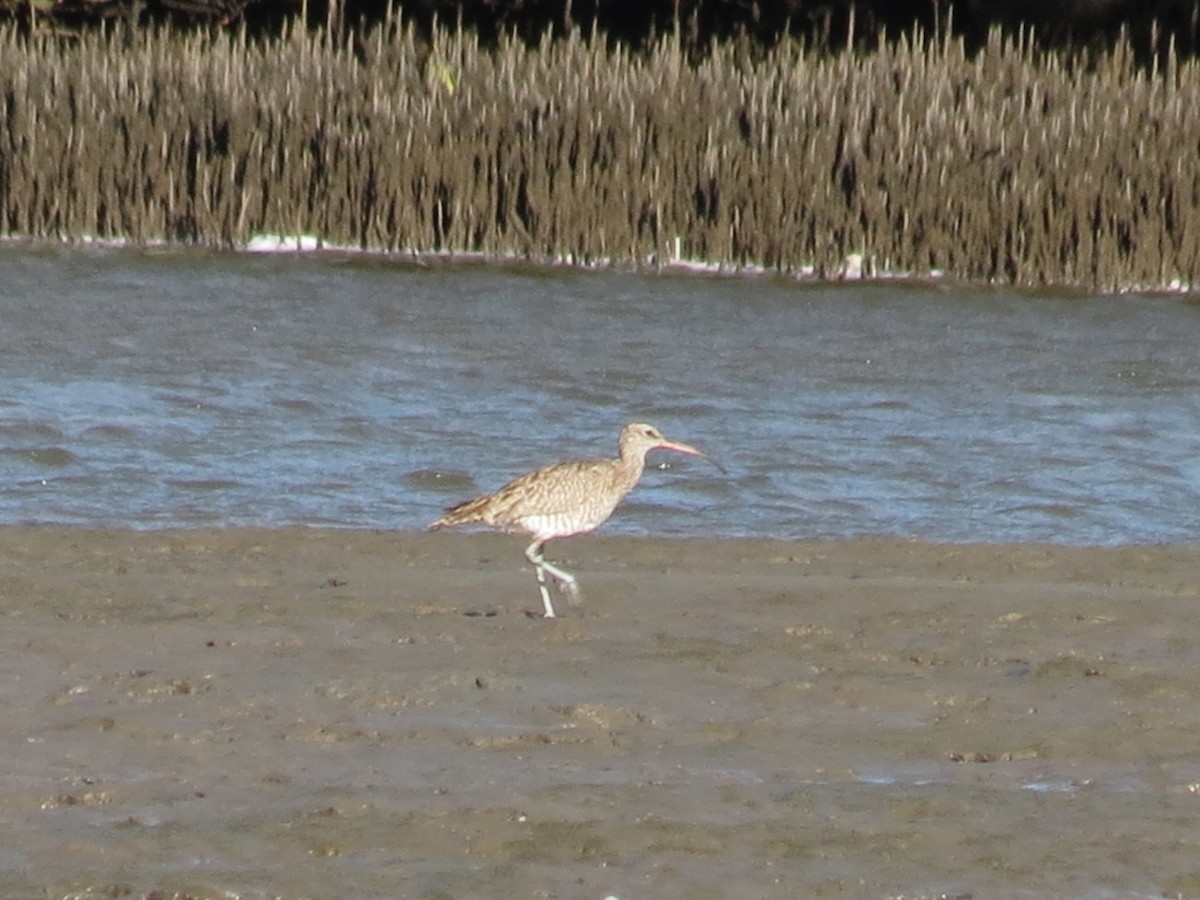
{"left": 536, "top": 585, "right": 558, "bottom": 619}
{"left": 560, "top": 579, "right": 583, "bottom": 607}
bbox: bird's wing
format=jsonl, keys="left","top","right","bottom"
{"left": 486, "top": 458, "right": 619, "bottom": 520}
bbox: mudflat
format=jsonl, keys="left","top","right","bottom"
{"left": 3, "top": 527, "right": 1199, "bottom": 899}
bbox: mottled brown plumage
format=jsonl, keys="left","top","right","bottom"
{"left": 430, "top": 422, "right": 719, "bottom": 617}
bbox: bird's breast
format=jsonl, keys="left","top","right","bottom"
{"left": 518, "top": 504, "right": 613, "bottom": 540}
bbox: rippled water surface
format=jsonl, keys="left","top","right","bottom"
{"left": 2, "top": 244, "right": 1199, "bottom": 544}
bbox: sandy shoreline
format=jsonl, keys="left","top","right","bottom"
{"left": 3, "top": 527, "right": 1200, "bottom": 899}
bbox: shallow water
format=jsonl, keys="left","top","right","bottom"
{"left": 2, "top": 244, "right": 1199, "bottom": 544}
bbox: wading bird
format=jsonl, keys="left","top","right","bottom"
{"left": 430, "top": 422, "right": 721, "bottom": 617}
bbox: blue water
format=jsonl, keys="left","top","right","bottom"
{"left": 2, "top": 244, "right": 1199, "bottom": 544}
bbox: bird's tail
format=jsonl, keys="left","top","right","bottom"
{"left": 428, "top": 494, "right": 491, "bottom": 531}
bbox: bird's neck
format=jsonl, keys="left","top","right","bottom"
{"left": 615, "top": 449, "right": 648, "bottom": 491}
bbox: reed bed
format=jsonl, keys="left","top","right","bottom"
{"left": 1, "top": 21, "right": 1198, "bottom": 289}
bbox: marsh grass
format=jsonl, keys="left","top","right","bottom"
{"left": 1, "top": 21, "right": 1197, "bottom": 289}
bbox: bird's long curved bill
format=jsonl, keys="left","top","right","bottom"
{"left": 659, "top": 439, "right": 727, "bottom": 474}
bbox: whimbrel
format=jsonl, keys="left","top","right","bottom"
{"left": 429, "top": 422, "right": 720, "bottom": 618}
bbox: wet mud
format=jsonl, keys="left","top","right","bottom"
{"left": 3, "top": 528, "right": 1200, "bottom": 898}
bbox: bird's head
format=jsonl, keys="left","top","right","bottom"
{"left": 620, "top": 423, "right": 724, "bottom": 472}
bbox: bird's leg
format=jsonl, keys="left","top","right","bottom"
{"left": 524, "top": 541, "right": 557, "bottom": 618}
{"left": 538, "top": 556, "right": 582, "bottom": 607}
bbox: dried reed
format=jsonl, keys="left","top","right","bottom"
{"left": 1, "top": 21, "right": 1197, "bottom": 289}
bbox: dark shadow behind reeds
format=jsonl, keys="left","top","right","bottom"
{"left": 1, "top": 21, "right": 1198, "bottom": 289}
